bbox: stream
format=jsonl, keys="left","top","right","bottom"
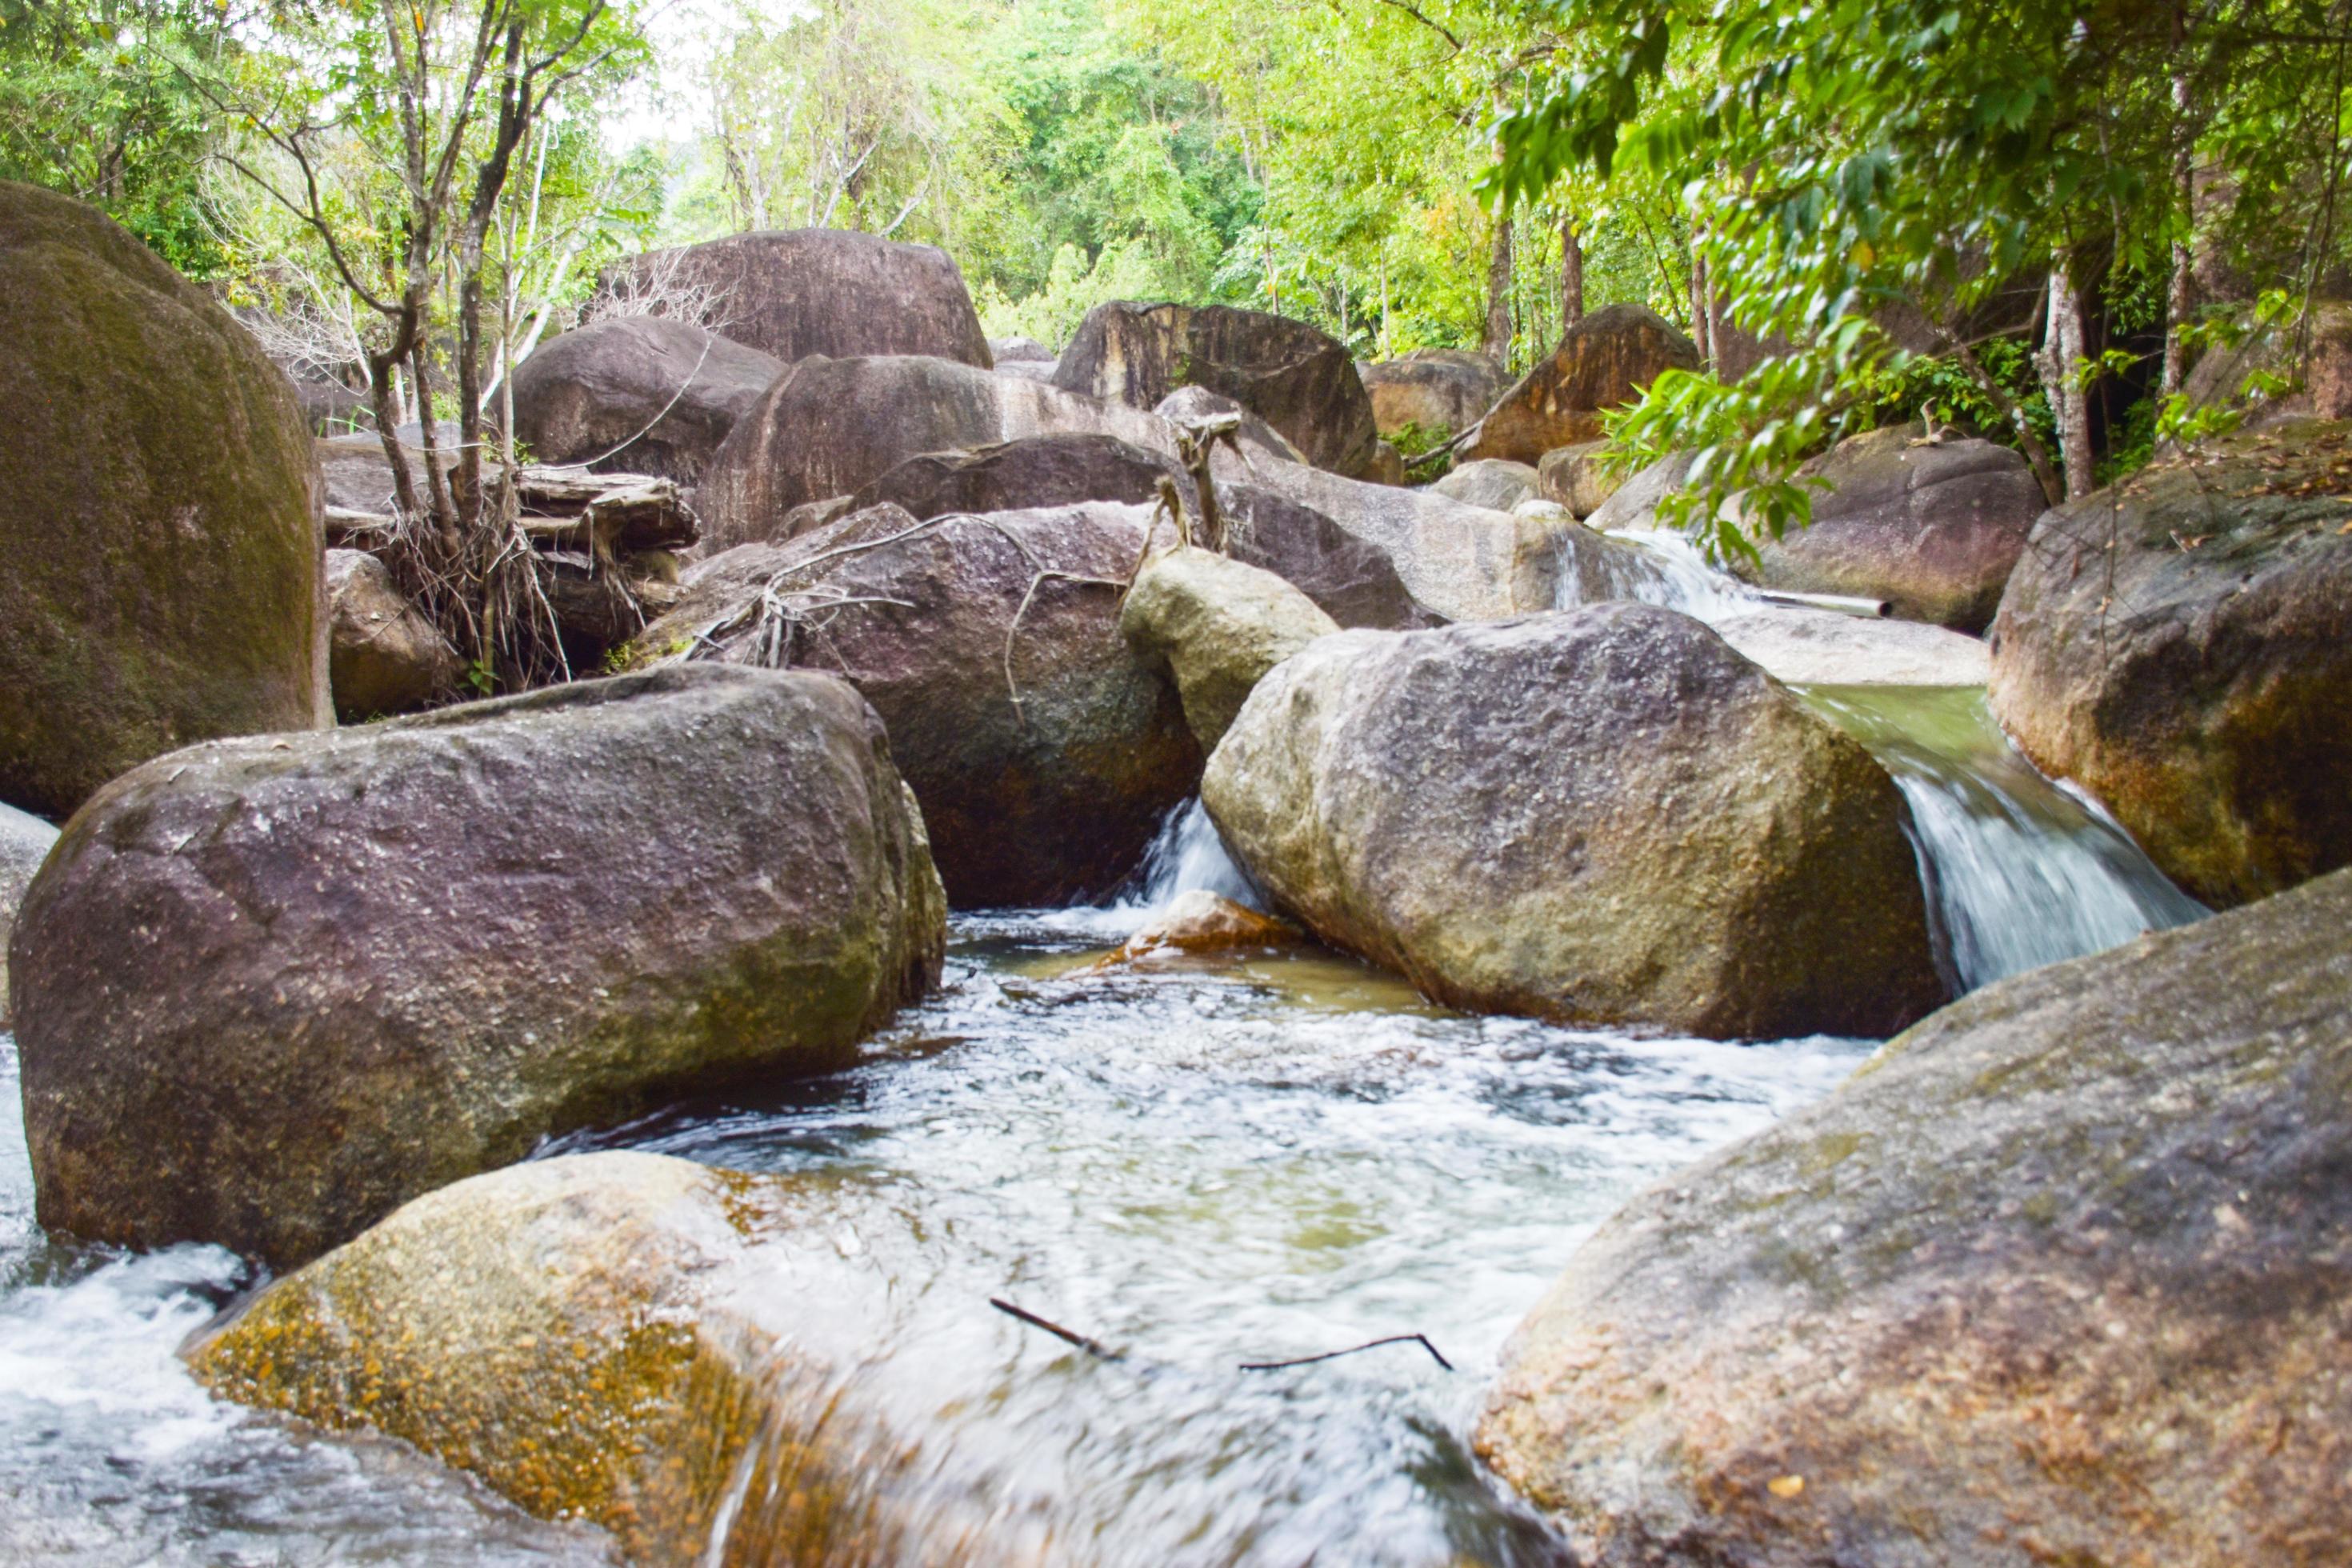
{"left": 0, "top": 595, "right": 2207, "bottom": 1563}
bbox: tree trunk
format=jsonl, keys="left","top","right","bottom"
{"left": 1483, "top": 213, "right": 1513, "bottom": 362}
{"left": 1561, "top": 214, "right": 1585, "bottom": 330}
{"left": 2036, "top": 262, "right": 2096, "bottom": 501}
{"left": 1689, "top": 241, "right": 1714, "bottom": 370}
{"left": 2161, "top": 8, "right": 2195, "bottom": 400}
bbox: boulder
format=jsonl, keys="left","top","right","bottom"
{"left": 1989, "top": 419, "right": 2352, "bottom": 908}
{"left": 853, "top": 432, "right": 1182, "bottom": 520}
{"left": 10, "top": 663, "right": 945, "bottom": 1267}
{"left": 1152, "top": 384, "right": 1306, "bottom": 466}
{"left": 2181, "top": 298, "right": 2352, "bottom": 427}
{"left": 1202, "top": 604, "right": 1942, "bottom": 1038}
{"left": 188, "top": 1151, "right": 1026, "bottom": 1564}
{"left": 1478, "top": 865, "right": 2352, "bottom": 1568}
{"left": 1053, "top": 302, "right": 1379, "bottom": 478}
{"left": 1430, "top": 458, "right": 1539, "bottom": 512}
{"left": 1119, "top": 546, "right": 1340, "bottom": 754}
{"left": 0, "top": 801, "right": 57, "bottom": 1024}
{"left": 695, "top": 354, "right": 1176, "bottom": 550}
{"left": 0, "top": 179, "right": 330, "bottom": 819}
{"left": 323, "top": 550, "right": 462, "bottom": 719}
{"left": 1366, "top": 439, "right": 1406, "bottom": 486}
{"left": 1461, "top": 304, "right": 1700, "bottom": 465}
{"left": 608, "top": 229, "right": 990, "bottom": 368}
{"left": 990, "top": 334, "right": 1054, "bottom": 364}
{"left": 1104, "top": 889, "right": 1300, "bottom": 966}
{"left": 1214, "top": 482, "right": 1438, "bottom": 630}
{"left": 1358, "top": 348, "right": 1506, "bottom": 442}
{"left": 1584, "top": 449, "right": 1699, "bottom": 532}
{"left": 1535, "top": 440, "right": 1618, "bottom": 518}
{"left": 1710, "top": 606, "right": 1992, "bottom": 687}
{"left": 1732, "top": 424, "right": 2043, "bottom": 631}
{"left": 508, "top": 315, "right": 785, "bottom": 482}
{"left": 634, "top": 504, "right": 1199, "bottom": 907}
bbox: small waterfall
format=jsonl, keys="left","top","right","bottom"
{"left": 1039, "top": 798, "right": 1261, "bottom": 939}
{"left": 1550, "top": 523, "right": 1761, "bottom": 622}
{"left": 1803, "top": 686, "right": 2206, "bottom": 993}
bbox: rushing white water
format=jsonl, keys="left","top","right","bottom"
{"left": 1802, "top": 686, "right": 2207, "bottom": 992}
{"left": 1592, "top": 528, "right": 1765, "bottom": 621}
{"left": 1040, "top": 795, "right": 1262, "bottom": 942}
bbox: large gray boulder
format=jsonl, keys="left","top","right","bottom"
{"left": 1202, "top": 604, "right": 1943, "bottom": 1038}
{"left": 1151, "top": 384, "right": 1306, "bottom": 466}
{"left": 1990, "top": 418, "right": 2352, "bottom": 908}
{"left": 1120, "top": 546, "right": 1339, "bottom": 754}
{"left": 1461, "top": 304, "right": 1699, "bottom": 465}
{"left": 10, "top": 664, "right": 945, "bottom": 1267}
{"left": 695, "top": 354, "right": 1175, "bottom": 550}
{"left": 1479, "top": 865, "right": 2351, "bottom": 1568}
{"left": 0, "top": 801, "right": 56, "bottom": 1024}
{"left": 1431, "top": 458, "right": 1539, "bottom": 512}
{"left": 607, "top": 228, "right": 991, "bottom": 368}
{"left": 0, "top": 179, "right": 330, "bottom": 820}
{"left": 190, "top": 1152, "right": 1026, "bottom": 1563}
{"left": 1053, "top": 301, "right": 1379, "bottom": 477}
{"left": 1358, "top": 347, "right": 1506, "bottom": 443}
{"left": 633, "top": 503, "right": 1199, "bottom": 907}
{"left": 1734, "top": 424, "right": 2042, "bottom": 630}
{"left": 1582, "top": 449, "right": 1699, "bottom": 532}
{"left": 1535, "top": 440, "right": 1618, "bottom": 517}
{"left": 508, "top": 315, "right": 785, "bottom": 482}
{"left": 323, "top": 549, "right": 460, "bottom": 719}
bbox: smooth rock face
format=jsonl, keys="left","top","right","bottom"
{"left": 1107, "top": 889, "right": 1300, "bottom": 965}
{"left": 696, "top": 354, "right": 1177, "bottom": 550}
{"left": 0, "top": 801, "right": 57, "bottom": 1024}
{"left": 1202, "top": 604, "right": 1942, "bottom": 1038}
{"left": 188, "top": 1152, "right": 1029, "bottom": 1565}
{"left": 1053, "top": 302, "right": 1379, "bottom": 478}
{"left": 508, "top": 315, "right": 785, "bottom": 482}
{"left": 1711, "top": 606, "right": 1992, "bottom": 687}
{"left": 1535, "top": 440, "right": 1618, "bottom": 517}
{"left": 1584, "top": 449, "right": 1698, "bottom": 532}
{"left": 1358, "top": 348, "right": 1506, "bottom": 441}
{"left": 1735, "top": 425, "right": 2042, "bottom": 630}
{"left": 323, "top": 550, "right": 460, "bottom": 719}
{"left": 1462, "top": 305, "right": 1699, "bottom": 465}
{"left": 990, "top": 334, "right": 1054, "bottom": 364}
{"left": 611, "top": 229, "right": 991, "bottom": 367}
{"left": 1990, "top": 420, "right": 2352, "bottom": 908}
{"left": 1431, "top": 458, "right": 1539, "bottom": 512}
{"left": 1478, "top": 866, "right": 2352, "bottom": 1568}
{"left": 1120, "top": 546, "right": 1340, "bottom": 754}
{"left": 635, "top": 504, "right": 1199, "bottom": 907}
{"left": 0, "top": 179, "right": 330, "bottom": 819}
{"left": 10, "top": 664, "right": 946, "bottom": 1268}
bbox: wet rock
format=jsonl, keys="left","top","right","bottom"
{"left": 1461, "top": 305, "right": 1699, "bottom": 465}
{"left": 1053, "top": 302, "right": 1379, "bottom": 478}
{"left": 0, "top": 179, "right": 330, "bottom": 819}
{"left": 509, "top": 315, "right": 785, "bottom": 482}
{"left": 1358, "top": 348, "right": 1506, "bottom": 442}
{"left": 607, "top": 229, "right": 991, "bottom": 367}
{"left": 696, "top": 354, "right": 1175, "bottom": 550}
{"left": 1733, "top": 424, "right": 2042, "bottom": 631}
{"left": 1584, "top": 449, "right": 1699, "bottom": 532}
{"left": 1202, "top": 604, "right": 1942, "bottom": 1038}
{"left": 0, "top": 801, "right": 56, "bottom": 1024}
{"left": 1710, "top": 606, "right": 1991, "bottom": 687}
{"left": 323, "top": 550, "right": 461, "bottom": 719}
{"left": 1989, "top": 419, "right": 2352, "bottom": 907}
{"left": 188, "top": 1151, "right": 1027, "bottom": 1565}
{"left": 1106, "top": 889, "right": 1300, "bottom": 965}
{"left": 10, "top": 664, "right": 944, "bottom": 1268}
{"left": 1120, "top": 546, "right": 1340, "bottom": 754}
{"left": 1534, "top": 440, "right": 1618, "bottom": 517}
{"left": 1478, "top": 865, "right": 2352, "bottom": 1568}
{"left": 634, "top": 503, "right": 1198, "bottom": 907}
{"left": 1431, "top": 458, "right": 1539, "bottom": 512}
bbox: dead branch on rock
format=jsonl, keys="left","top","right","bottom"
{"left": 1239, "top": 1334, "right": 1455, "bottom": 1373}
{"left": 990, "top": 1298, "right": 1122, "bottom": 1361}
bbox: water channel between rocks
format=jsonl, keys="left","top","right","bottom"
{"left": 0, "top": 684, "right": 2204, "bottom": 1565}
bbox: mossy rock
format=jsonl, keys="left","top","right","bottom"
{"left": 0, "top": 179, "right": 327, "bottom": 818}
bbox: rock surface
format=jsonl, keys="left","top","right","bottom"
{"left": 1711, "top": 606, "right": 1991, "bottom": 687}
{"left": 1152, "top": 384, "right": 1307, "bottom": 466}
{"left": 1053, "top": 302, "right": 1378, "bottom": 477}
{"left": 1106, "top": 889, "right": 1300, "bottom": 966}
{"left": 1431, "top": 458, "right": 1539, "bottom": 512}
{"left": 852, "top": 432, "right": 1182, "bottom": 520}
{"left": 1462, "top": 305, "right": 1699, "bottom": 465}
{"left": 323, "top": 550, "right": 461, "bottom": 719}
{"left": 0, "top": 179, "right": 329, "bottom": 819}
{"left": 696, "top": 354, "right": 1175, "bottom": 550}
{"left": 1358, "top": 348, "right": 1506, "bottom": 442}
{"left": 610, "top": 229, "right": 990, "bottom": 368}
{"left": 1202, "top": 604, "right": 1942, "bottom": 1038}
{"left": 1478, "top": 865, "right": 2352, "bottom": 1568}
{"left": 10, "top": 664, "right": 945, "bottom": 1267}
{"left": 0, "top": 801, "right": 56, "bottom": 1024}
{"left": 509, "top": 315, "right": 785, "bottom": 482}
{"left": 188, "top": 1151, "right": 1030, "bottom": 1566}
{"left": 1989, "top": 419, "right": 2352, "bottom": 907}
{"left": 1120, "top": 546, "right": 1340, "bottom": 754}
{"left": 1735, "top": 424, "right": 2042, "bottom": 630}
{"left": 1534, "top": 440, "right": 1618, "bottom": 517}
{"left": 634, "top": 504, "right": 1199, "bottom": 907}
{"left": 1585, "top": 449, "right": 1699, "bottom": 532}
